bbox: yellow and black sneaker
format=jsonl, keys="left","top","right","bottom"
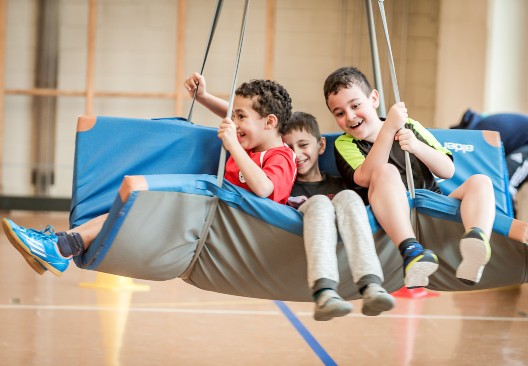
{"left": 402, "top": 248, "right": 439, "bottom": 289}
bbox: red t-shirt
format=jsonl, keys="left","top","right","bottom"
{"left": 224, "top": 144, "right": 297, "bottom": 204}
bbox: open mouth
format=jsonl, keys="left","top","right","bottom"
{"left": 297, "top": 158, "right": 308, "bottom": 167}
{"left": 348, "top": 120, "right": 363, "bottom": 129}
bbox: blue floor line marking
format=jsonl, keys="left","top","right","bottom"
{"left": 274, "top": 300, "right": 337, "bottom": 366}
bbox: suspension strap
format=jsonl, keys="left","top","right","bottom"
{"left": 365, "top": 0, "right": 386, "bottom": 116}
{"left": 181, "top": 0, "right": 251, "bottom": 280}
{"left": 377, "top": 0, "right": 415, "bottom": 199}
{"left": 187, "top": 0, "right": 225, "bottom": 122}
{"left": 216, "top": 0, "right": 251, "bottom": 186}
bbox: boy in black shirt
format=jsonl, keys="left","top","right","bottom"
{"left": 284, "top": 111, "right": 395, "bottom": 321}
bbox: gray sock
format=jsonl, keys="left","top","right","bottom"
{"left": 56, "top": 232, "right": 84, "bottom": 257}
{"left": 312, "top": 278, "right": 338, "bottom": 299}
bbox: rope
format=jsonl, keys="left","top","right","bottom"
{"left": 365, "top": 0, "right": 386, "bottom": 116}
{"left": 181, "top": 0, "right": 251, "bottom": 280}
{"left": 377, "top": 0, "right": 415, "bottom": 199}
{"left": 187, "top": 0, "right": 225, "bottom": 122}
{"left": 216, "top": 0, "right": 251, "bottom": 186}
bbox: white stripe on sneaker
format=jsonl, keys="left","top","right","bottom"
{"left": 24, "top": 236, "right": 47, "bottom": 258}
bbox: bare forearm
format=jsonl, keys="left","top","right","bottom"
{"left": 197, "top": 93, "right": 230, "bottom": 118}
{"left": 414, "top": 142, "right": 455, "bottom": 178}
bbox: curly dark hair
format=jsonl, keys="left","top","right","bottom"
{"left": 284, "top": 111, "right": 321, "bottom": 142}
{"left": 323, "top": 66, "right": 373, "bottom": 102}
{"left": 235, "top": 79, "right": 292, "bottom": 135}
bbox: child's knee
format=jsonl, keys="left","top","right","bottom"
{"left": 332, "top": 190, "right": 362, "bottom": 208}
{"left": 468, "top": 174, "right": 494, "bottom": 193}
{"left": 371, "top": 163, "right": 400, "bottom": 184}
{"left": 299, "top": 194, "right": 333, "bottom": 214}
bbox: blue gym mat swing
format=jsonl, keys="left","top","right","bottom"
{"left": 69, "top": 0, "right": 528, "bottom": 301}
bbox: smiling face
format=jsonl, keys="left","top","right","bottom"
{"left": 283, "top": 128, "right": 324, "bottom": 182}
{"left": 232, "top": 95, "right": 272, "bottom": 151}
{"left": 326, "top": 84, "right": 381, "bottom": 142}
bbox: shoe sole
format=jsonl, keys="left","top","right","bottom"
{"left": 405, "top": 260, "right": 439, "bottom": 289}
{"left": 362, "top": 293, "right": 395, "bottom": 316}
{"left": 2, "top": 219, "right": 62, "bottom": 277}
{"left": 2, "top": 219, "right": 47, "bottom": 275}
{"left": 456, "top": 237, "right": 491, "bottom": 284}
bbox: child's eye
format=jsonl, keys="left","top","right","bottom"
{"left": 335, "top": 111, "right": 344, "bottom": 117}
{"left": 352, "top": 103, "right": 360, "bottom": 109}
{"left": 299, "top": 143, "right": 308, "bottom": 148}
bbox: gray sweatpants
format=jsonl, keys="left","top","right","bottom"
{"left": 298, "top": 190, "right": 384, "bottom": 291}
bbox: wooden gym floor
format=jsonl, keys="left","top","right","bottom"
{"left": 0, "top": 211, "right": 527, "bottom": 366}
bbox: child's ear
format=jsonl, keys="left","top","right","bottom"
{"left": 318, "top": 136, "right": 327, "bottom": 155}
{"left": 265, "top": 114, "right": 278, "bottom": 130}
{"left": 369, "top": 89, "right": 380, "bottom": 109}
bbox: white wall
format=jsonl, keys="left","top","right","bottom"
{"left": 435, "top": 0, "right": 528, "bottom": 128}
{"left": 434, "top": 0, "right": 488, "bottom": 128}
{"left": 485, "top": 0, "right": 528, "bottom": 114}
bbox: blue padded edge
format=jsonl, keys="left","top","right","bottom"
{"left": 412, "top": 189, "right": 512, "bottom": 237}
{"left": 148, "top": 174, "right": 305, "bottom": 237}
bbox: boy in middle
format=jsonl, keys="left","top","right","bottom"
{"left": 324, "top": 66, "right": 496, "bottom": 289}
{"left": 284, "top": 111, "right": 395, "bottom": 321}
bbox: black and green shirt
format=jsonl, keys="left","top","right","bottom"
{"left": 334, "top": 118, "right": 453, "bottom": 204}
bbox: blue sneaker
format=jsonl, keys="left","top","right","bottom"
{"left": 2, "top": 218, "right": 69, "bottom": 276}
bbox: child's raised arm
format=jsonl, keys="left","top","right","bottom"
{"left": 396, "top": 128, "right": 455, "bottom": 179}
{"left": 217, "top": 117, "right": 275, "bottom": 198}
{"left": 184, "top": 72, "right": 229, "bottom": 118}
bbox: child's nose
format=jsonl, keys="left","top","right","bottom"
{"left": 346, "top": 110, "right": 356, "bottom": 121}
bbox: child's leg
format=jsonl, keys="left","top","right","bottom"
{"left": 299, "top": 195, "right": 352, "bottom": 321}
{"left": 66, "top": 213, "right": 108, "bottom": 250}
{"left": 333, "top": 190, "right": 383, "bottom": 282}
{"left": 449, "top": 174, "right": 494, "bottom": 284}
{"left": 1, "top": 213, "right": 107, "bottom": 277}
{"left": 449, "top": 174, "right": 495, "bottom": 237}
{"left": 332, "top": 190, "right": 395, "bottom": 316}
{"left": 368, "top": 164, "right": 439, "bottom": 288}
{"left": 368, "top": 164, "right": 414, "bottom": 244}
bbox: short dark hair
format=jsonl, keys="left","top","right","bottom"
{"left": 236, "top": 79, "right": 292, "bottom": 134}
{"left": 284, "top": 111, "right": 321, "bottom": 141}
{"left": 323, "top": 66, "right": 373, "bottom": 101}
